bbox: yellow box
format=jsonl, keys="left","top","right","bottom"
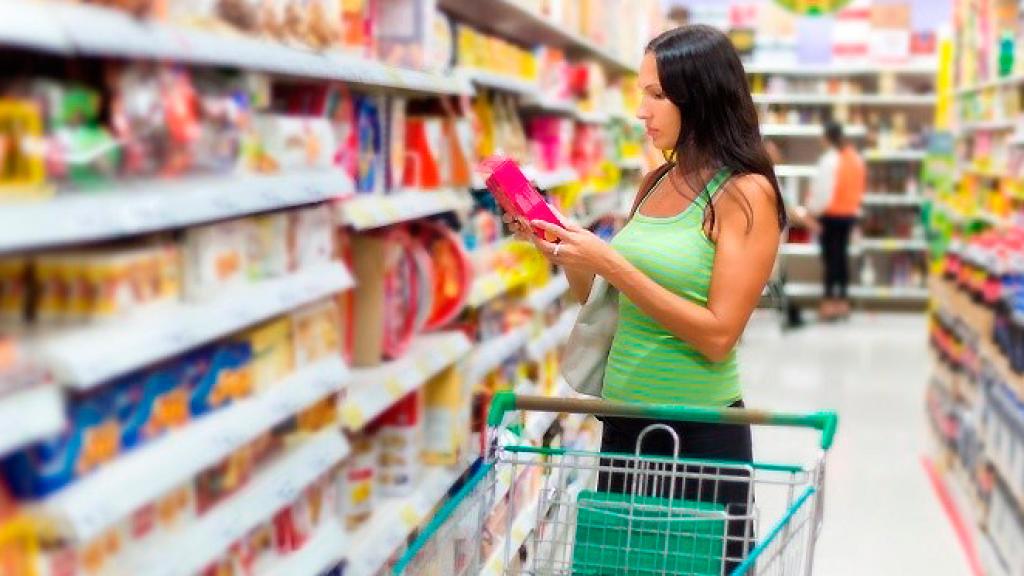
{"left": 239, "top": 318, "right": 294, "bottom": 391}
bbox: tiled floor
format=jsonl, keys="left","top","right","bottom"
{"left": 738, "top": 312, "right": 971, "bottom": 575}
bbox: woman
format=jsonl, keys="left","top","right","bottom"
{"left": 506, "top": 24, "right": 784, "bottom": 569}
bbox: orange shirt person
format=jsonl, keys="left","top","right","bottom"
{"left": 807, "top": 121, "right": 866, "bottom": 320}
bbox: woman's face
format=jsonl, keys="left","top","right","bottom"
{"left": 636, "top": 52, "right": 682, "bottom": 151}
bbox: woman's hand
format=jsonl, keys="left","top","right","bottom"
{"left": 500, "top": 213, "right": 534, "bottom": 242}
{"left": 529, "top": 220, "right": 615, "bottom": 276}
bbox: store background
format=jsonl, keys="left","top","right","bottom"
{"left": 0, "top": 0, "right": 1019, "bottom": 575}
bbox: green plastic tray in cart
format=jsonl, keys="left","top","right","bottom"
{"left": 571, "top": 490, "right": 727, "bottom": 575}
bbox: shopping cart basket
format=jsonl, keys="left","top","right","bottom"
{"left": 393, "top": 392, "right": 838, "bottom": 576}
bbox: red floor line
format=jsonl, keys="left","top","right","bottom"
{"left": 921, "top": 456, "right": 985, "bottom": 576}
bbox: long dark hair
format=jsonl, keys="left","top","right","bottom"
{"left": 646, "top": 25, "right": 786, "bottom": 233}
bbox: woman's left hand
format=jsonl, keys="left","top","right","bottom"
{"left": 529, "top": 219, "right": 615, "bottom": 275}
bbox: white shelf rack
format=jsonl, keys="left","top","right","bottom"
{"left": 468, "top": 271, "right": 522, "bottom": 308}
{"left": 480, "top": 499, "right": 543, "bottom": 576}
{"left": 774, "top": 164, "right": 817, "bottom": 179}
{"left": 576, "top": 110, "right": 611, "bottom": 125}
{"left": 858, "top": 238, "right": 929, "bottom": 252}
{"left": 0, "top": 386, "right": 65, "bottom": 459}
{"left": 36, "top": 262, "right": 353, "bottom": 389}
{"left": 117, "top": 430, "right": 351, "bottom": 576}
{"left": 525, "top": 273, "right": 570, "bottom": 311}
{"left": 864, "top": 149, "right": 927, "bottom": 162}
{"left": 752, "top": 93, "right": 935, "bottom": 106}
{"left": 862, "top": 194, "right": 925, "bottom": 207}
{"left": 616, "top": 157, "right": 645, "bottom": 170}
{"left": 437, "top": 0, "right": 638, "bottom": 75}
{"left": 339, "top": 188, "right": 472, "bottom": 230}
{"left": 0, "top": 169, "right": 351, "bottom": 254}
{"left": 744, "top": 62, "right": 938, "bottom": 76}
{"left": 31, "top": 357, "right": 350, "bottom": 543}
{"left": 0, "top": 1, "right": 471, "bottom": 95}
{"left": 255, "top": 519, "right": 347, "bottom": 576}
{"left": 523, "top": 166, "right": 581, "bottom": 190}
{"left": 760, "top": 123, "right": 867, "bottom": 137}
{"left": 778, "top": 243, "right": 825, "bottom": 257}
{"left": 344, "top": 463, "right": 471, "bottom": 576}
{"left": 466, "top": 327, "right": 531, "bottom": 384}
{"left": 525, "top": 306, "right": 580, "bottom": 362}
{"left": 784, "top": 283, "right": 930, "bottom": 302}
{"left": 958, "top": 119, "right": 1018, "bottom": 133}
{"left": 340, "top": 331, "right": 473, "bottom": 431}
{"left": 457, "top": 67, "right": 540, "bottom": 96}
{"left": 955, "top": 73, "right": 1024, "bottom": 95}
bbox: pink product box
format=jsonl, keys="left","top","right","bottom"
{"left": 481, "top": 158, "right": 565, "bottom": 237}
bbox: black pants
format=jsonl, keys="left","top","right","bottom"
{"left": 597, "top": 400, "right": 754, "bottom": 573}
{"left": 819, "top": 216, "right": 856, "bottom": 299}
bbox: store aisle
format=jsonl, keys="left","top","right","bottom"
{"left": 738, "top": 312, "right": 970, "bottom": 576}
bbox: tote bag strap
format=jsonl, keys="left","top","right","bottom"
{"left": 627, "top": 161, "right": 675, "bottom": 219}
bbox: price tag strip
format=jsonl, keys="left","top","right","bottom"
{"left": 344, "top": 463, "right": 470, "bottom": 576}
{"left": 39, "top": 262, "right": 353, "bottom": 390}
{"left": 0, "top": 169, "right": 350, "bottom": 254}
{"left": 34, "top": 357, "right": 350, "bottom": 543}
{"left": 117, "top": 430, "right": 350, "bottom": 576}
{"left": 340, "top": 331, "right": 472, "bottom": 432}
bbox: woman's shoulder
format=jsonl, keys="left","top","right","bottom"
{"left": 715, "top": 172, "right": 779, "bottom": 226}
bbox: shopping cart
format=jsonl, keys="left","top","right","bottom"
{"left": 393, "top": 392, "right": 838, "bottom": 576}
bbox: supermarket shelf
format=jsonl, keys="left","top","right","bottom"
{"left": 457, "top": 67, "right": 539, "bottom": 96}
{"left": 744, "top": 62, "right": 938, "bottom": 76}
{"left": 468, "top": 271, "right": 524, "bottom": 308}
{"left": 119, "top": 430, "right": 350, "bottom": 576}
{"left": 525, "top": 306, "right": 580, "bottom": 362}
{"left": 774, "top": 164, "right": 817, "bottom": 178}
{"left": 958, "top": 119, "right": 1017, "bottom": 133}
{"left": 858, "top": 238, "right": 929, "bottom": 252}
{"left": 523, "top": 166, "right": 581, "bottom": 190}
{"left": 38, "top": 262, "right": 353, "bottom": 389}
{"left": 0, "top": 386, "right": 64, "bottom": 459}
{"left": 864, "top": 149, "right": 927, "bottom": 162}
{"left": 437, "top": 0, "right": 638, "bottom": 75}
{"left": 32, "top": 357, "right": 350, "bottom": 543}
{"left": 340, "top": 331, "right": 472, "bottom": 431}
{"left": 522, "top": 95, "right": 577, "bottom": 116}
{"left": 752, "top": 93, "right": 935, "bottom": 106}
{"left": 784, "top": 283, "right": 930, "bottom": 302}
{"left": 480, "top": 499, "right": 542, "bottom": 576}
{"left": 610, "top": 110, "right": 643, "bottom": 129}
{"left": 344, "top": 463, "right": 471, "bottom": 576}
{"left": 525, "top": 273, "right": 570, "bottom": 311}
{"left": 942, "top": 464, "right": 1013, "bottom": 576}
{"left": 576, "top": 110, "right": 611, "bottom": 125}
{"left": 339, "top": 188, "right": 472, "bottom": 230}
{"left": 862, "top": 194, "right": 925, "bottom": 207}
{"left": 5, "top": 1, "right": 470, "bottom": 95}
{"left": 0, "top": 1, "right": 71, "bottom": 54}
{"left": 466, "top": 326, "right": 531, "bottom": 384}
{"left": 955, "top": 72, "right": 1024, "bottom": 95}
{"left": 256, "top": 519, "right": 347, "bottom": 576}
{"left": 0, "top": 169, "right": 351, "bottom": 254}
{"left": 617, "top": 157, "right": 645, "bottom": 170}
{"left": 778, "top": 243, "right": 824, "bottom": 257}
{"left": 760, "top": 123, "right": 867, "bottom": 137}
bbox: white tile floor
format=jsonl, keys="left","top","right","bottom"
{"left": 738, "top": 312, "right": 971, "bottom": 575}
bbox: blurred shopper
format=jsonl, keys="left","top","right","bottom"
{"left": 808, "top": 121, "right": 865, "bottom": 320}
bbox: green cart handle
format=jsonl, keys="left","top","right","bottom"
{"left": 487, "top": 391, "right": 839, "bottom": 450}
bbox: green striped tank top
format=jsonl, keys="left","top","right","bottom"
{"left": 603, "top": 168, "right": 741, "bottom": 406}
